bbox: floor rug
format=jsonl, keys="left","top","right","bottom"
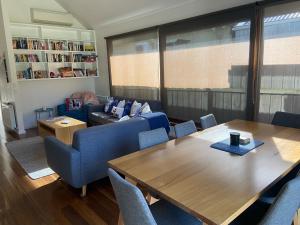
{"left": 6, "top": 136, "right": 54, "bottom": 179}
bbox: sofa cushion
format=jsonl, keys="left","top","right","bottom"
{"left": 104, "top": 98, "right": 114, "bottom": 113}
{"left": 141, "top": 102, "right": 152, "bottom": 114}
{"left": 66, "top": 98, "right": 83, "bottom": 111}
{"left": 123, "top": 101, "right": 133, "bottom": 117}
{"left": 130, "top": 100, "right": 142, "bottom": 116}
{"left": 112, "top": 106, "right": 124, "bottom": 119}
{"left": 114, "top": 96, "right": 163, "bottom": 112}
{"left": 108, "top": 99, "right": 119, "bottom": 113}
{"left": 117, "top": 100, "right": 126, "bottom": 108}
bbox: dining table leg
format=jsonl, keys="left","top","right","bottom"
{"left": 117, "top": 213, "right": 124, "bottom": 225}
{"left": 293, "top": 209, "right": 300, "bottom": 225}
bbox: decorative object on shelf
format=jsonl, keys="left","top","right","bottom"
{"left": 58, "top": 67, "right": 73, "bottom": 77}
{"left": 73, "top": 69, "right": 84, "bottom": 77}
{"left": 33, "top": 70, "right": 48, "bottom": 79}
{"left": 11, "top": 23, "right": 99, "bottom": 80}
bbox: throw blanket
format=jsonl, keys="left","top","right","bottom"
{"left": 71, "top": 91, "right": 99, "bottom": 105}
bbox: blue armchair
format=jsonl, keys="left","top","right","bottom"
{"left": 57, "top": 103, "right": 104, "bottom": 123}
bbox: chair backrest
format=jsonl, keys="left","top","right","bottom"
{"left": 259, "top": 176, "right": 300, "bottom": 225}
{"left": 139, "top": 128, "right": 169, "bottom": 150}
{"left": 108, "top": 169, "right": 157, "bottom": 225}
{"left": 272, "top": 111, "right": 300, "bottom": 129}
{"left": 200, "top": 114, "right": 217, "bottom": 129}
{"left": 174, "top": 120, "right": 197, "bottom": 138}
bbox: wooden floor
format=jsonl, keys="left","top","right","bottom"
{"left": 0, "top": 126, "right": 120, "bottom": 225}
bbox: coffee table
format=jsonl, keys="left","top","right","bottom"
{"left": 38, "top": 116, "right": 87, "bottom": 145}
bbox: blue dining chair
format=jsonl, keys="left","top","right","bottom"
{"left": 200, "top": 114, "right": 217, "bottom": 130}
{"left": 139, "top": 128, "right": 169, "bottom": 150}
{"left": 108, "top": 168, "right": 202, "bottom": 225}
{"left": 174, "top": 120, "right": 197, "bottom": 138}
{"left": 260, "top": 167, "right": 300, "bottom": 205}
{"left": 272, "top": 111, "right": 300, "bottom": 129}
{"left": 259, "top": 111, "right": 300, "bottom": 204}
{"left": 231, "top": 176, "right": 300, "bottom": 225}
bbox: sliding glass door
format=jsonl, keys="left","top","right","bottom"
{"left": 107, "top": 29, "right": 160, "bottom": 100}
{"left": 161, "top": 18, "right": 252, "bottom": 123}
{"left": 258, "top": 1, "right": 300, "bottom": 122}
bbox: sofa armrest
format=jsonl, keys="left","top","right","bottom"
{"left": 44, "top": 136, "right": 82, "bottom": 188}
{"left": 57, "top": 103, "right": 66, "bottom": 116}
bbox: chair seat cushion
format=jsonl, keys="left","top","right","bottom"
{"left": 150, "top": 200, "right": 202, "bottom": 225}
{"left": 229, "top": 201, "right": 270, "bottom": 225}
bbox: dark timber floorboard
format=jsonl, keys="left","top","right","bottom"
{"left": 0, "top": 125, "right": 119, "bottom": 225}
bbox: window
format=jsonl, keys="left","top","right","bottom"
{"left": 258, "top": 1, "right": 300, "bottom": 122}
{"left": 107, "top": 30, "right": 160, "bottom": 100}
{"left": 162, "top": 20, "right": 252, "bottom": 123}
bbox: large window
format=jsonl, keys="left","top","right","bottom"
{"left": 258, "top": 1, "right": 300, "bottom": 122}
{"left": 108, "top": 30, "right": 160, "bottom": 100}
{"left": 162, "top": 19, "right": 252, "bottom": 123}
{"left": 107, "top": 1, "right": 300, "bottom": 124}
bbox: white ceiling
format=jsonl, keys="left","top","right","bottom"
{"left": 55, "top": 0, "right": 259, "bottom": 29}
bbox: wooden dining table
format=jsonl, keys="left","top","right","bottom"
{"left": 108, "top": 120, "right": 300, "bottom": 225}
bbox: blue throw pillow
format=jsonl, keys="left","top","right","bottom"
{"left": 122, "top": 101, "right": 133, "bottom": 117}
{"left": 108, "top": 100, "right": 119, "bottom": 113}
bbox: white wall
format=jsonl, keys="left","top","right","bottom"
{"left": 3, "top": 0, "right": 97, "bottom": 130}
{"left": 19, "top": 79, "right": 95, "bottom": 128}
{"left": 93, "top": 0, "right": 258, "bottom": 96}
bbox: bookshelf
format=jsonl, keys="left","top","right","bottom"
{"left": 10, "top": 23, "right": 99, "bottom": 80}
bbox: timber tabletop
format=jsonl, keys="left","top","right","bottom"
{"left": 108, "top": 120, "right": 300, "bottom": 225}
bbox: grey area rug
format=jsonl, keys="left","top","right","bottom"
{"left": 6, "top": 136, "right": 54, "bottom": 179}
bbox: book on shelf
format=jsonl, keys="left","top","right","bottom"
{"left": 15, "top": 54, "right": 40, "bottom": 62}
{"left": 84, "top": 43, "right": 95, "bottom": 51}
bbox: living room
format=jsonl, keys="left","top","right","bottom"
{"left": 1, "top": 0, "right": 300, "bottom": 225}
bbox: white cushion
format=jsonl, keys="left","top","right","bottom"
{"left": 130, "top": 100, "right": 142, "bottom": 117}
{"left": 141, "top": 102, "right": 152, "bottom": 114}
{"left": 111, "top": 106, "right": 125, "bottom": 119}
{"left": 117, "top": 100, "right": 125, "bottom": 108}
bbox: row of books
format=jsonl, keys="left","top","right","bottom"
{"left": 15, "top": 54, "right": 40, "bottom": 62}
{"left": 13, "top": 38, "right": 28, "bottom": 49}
{"left": 73, "top": 54, "right": 97, "bottom": 62}
{"left": 68, "top": 42, "right": 84, "bottom": 51}
{"left": 28, "top": 40, "right": 49, "bottom": 50}
{"left": 50, "top": 41, "right": 67, "bottom": 51}
{"left": 47, "top": 54, "right": 72, "bottom": 63}
{"left": 17, "top": 68, "right": 98, "bottom": 80}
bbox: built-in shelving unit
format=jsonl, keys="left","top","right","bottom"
{"left": 10, "top": 23, "right": 99, "bottom": 81}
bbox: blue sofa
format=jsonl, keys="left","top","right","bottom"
{"left": 44, "top": 115, "right": 170, "bottom": 195}
{"left": 88, "top": 96, "right": 164, "bottom": 125}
